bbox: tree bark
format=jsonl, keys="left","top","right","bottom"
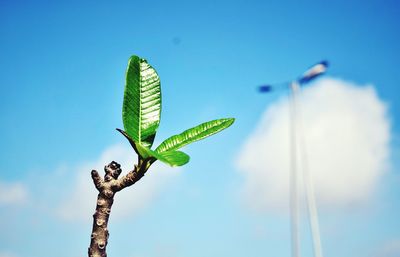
{"left": 88, "top": 161, "right": 148, "bottom": 257}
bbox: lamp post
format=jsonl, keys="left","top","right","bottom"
{"left": 259, "top": 61, "right": 328, "bottom": 257}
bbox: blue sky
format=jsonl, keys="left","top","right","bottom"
{"left": 0, "top": 1, "right": 399, "bottom": 257}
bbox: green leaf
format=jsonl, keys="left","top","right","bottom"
{"left": 122, "top": 55, "right": 161, "bottom": 148}
{"left": 135, "top": 141, "right": 189, "bottom": 167}
{"left": 155, "top": 118, "right": 235, "bottom": 153}
{"left": 158, "top": 151, "right": 190, "bottom": 166}
{"left": 137, "top": 143, "right": 189, "bottom": 167}
{"left": 117, "top": 129, "right": 189, "bottom": 167}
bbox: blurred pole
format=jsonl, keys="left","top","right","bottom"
{"left": 290, "top": 80, "right": 324, "bottom": 257}
{"left": 259, "top": 61, "right": 328, "bottom": 257}
{"left": 289, "top": 81, "right": 301, "bottom": 257}
{"left": 297, "top": 95, "right": 324, "bottom": 257}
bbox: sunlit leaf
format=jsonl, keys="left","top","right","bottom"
{"left": 155, "top": 118, "right": 235, "bottom": 153}
{"left": 122, "top": 55, "right": 161, "bottom": 148}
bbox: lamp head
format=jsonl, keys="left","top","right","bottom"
{"left": 258, "top": 85, "right": 273, "bottom": 93}
{"left": 298, "top": 60, "right": 329, "bottom": 84}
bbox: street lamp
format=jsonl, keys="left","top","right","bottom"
{"left": 258, "top": 61, "right": 329, "bottom": 257}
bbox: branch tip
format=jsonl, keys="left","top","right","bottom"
{"left": 104, "top": 161, "right": 122, "bottom": 179}
{"left": 91, "top": 170, "right": 103, "bottom": 191}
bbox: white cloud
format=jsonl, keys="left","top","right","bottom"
{"left": 0, "top": 181, "right": 28, "bottom": 206}
{"left": 57, "top": 144, "right": 182, "bottom": 222}
{"left": 237, "top": 78, "right": 391, "bottom": 212}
